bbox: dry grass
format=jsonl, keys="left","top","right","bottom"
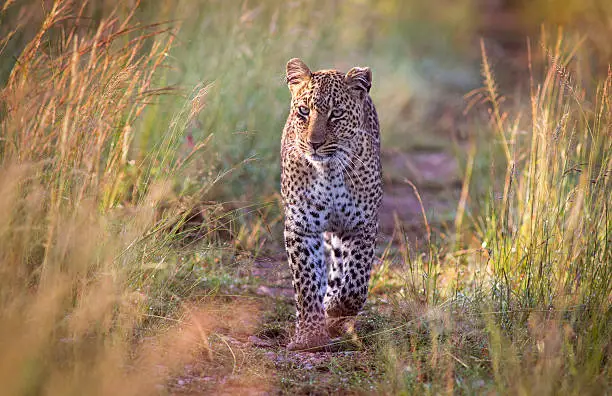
{"left": 0, "top": 1, "right": 224, "bottom": 394}
{"left": 382, "top": 33, "right": 610, "bottom": 394}
{"left": 473, "top": 34, "right": 611, "bottom": 393}
{"left": 364, "top": 30, "right": 611, "bottom": 395}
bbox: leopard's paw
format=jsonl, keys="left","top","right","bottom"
{"left": 286, "top": 330, "right": 331, "bottom": 352}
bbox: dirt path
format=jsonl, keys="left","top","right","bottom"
{"left": 166, "top": 3, "right": 538, "bottom": 391}
{"left": 168, "top": 147, "right": 462, "bottom": 395}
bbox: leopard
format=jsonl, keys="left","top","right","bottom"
{"left": 280, "top": 58, "right": 382, "bottom": 351}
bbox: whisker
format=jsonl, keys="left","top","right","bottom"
{"left": 350, "top": 154, "right": 367, "bottom": 169}
{"left": 340, "top": 151, "right": 365, "bottom": 186}
{"left": 335, "top": 154, "right": 357, "bottom": 190}
{"left": 333, "top": 157, "right": 351, "bottom": 189}
{"left": 337, "top": 146, "right": 367, "bottom": 170}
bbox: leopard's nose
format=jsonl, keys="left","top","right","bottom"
{"left": 310, "top": 141, "right": 324, "bottom": 151}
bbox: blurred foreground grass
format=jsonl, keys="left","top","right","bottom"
{"left": 0, "top": 0, "right": 610, "bottom": 394}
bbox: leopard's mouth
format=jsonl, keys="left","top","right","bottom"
{"left": 307, "top": 146, "right": 338, "bottom": 163}
{"left": 307, "top": 153, "right": 332, "bottom": 162}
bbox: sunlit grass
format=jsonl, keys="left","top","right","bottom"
{"left": 372, "top": 33, "right": 611, "bottom": 394}
{"left": 0, "top": 2, "right": 225, "bottom": 393}
{"left": 472, "top": 34, "right": 611, "bottom": 393}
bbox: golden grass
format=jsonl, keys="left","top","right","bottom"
{"left": 372, "top": 30, "right": 610, "bottom": 395}
{"left": 462, "top": 32, "right": 610, "bottom": 393}
{"left": 0, "top": 2, "right": 218, "bottom": 394}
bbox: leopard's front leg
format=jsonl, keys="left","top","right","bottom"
{"left": 284, "top": 225, "right": 331, "bottom": 351}
{"left": 324, "top": 226, "right": 376, "bottom": 336}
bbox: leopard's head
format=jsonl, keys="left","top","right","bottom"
{"left": 285, "top": 58, "right": 372, "bottom": 164}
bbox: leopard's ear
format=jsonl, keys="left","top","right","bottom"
{"left": 345, "top": 66, "right": 371, "bottom": 100}
{"left": 286, "top": 58, "right": 311, "bottom": 96}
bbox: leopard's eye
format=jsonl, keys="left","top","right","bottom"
{"left": 330, "top": 108, "right": 345, "bottom": 119}
{"left": 297, "top": 106, "right": 310, "bottom": 117}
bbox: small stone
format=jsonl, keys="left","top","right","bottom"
{"left": 248, "top": 335, "right": 274, "bottom": 347}
{"left": 472, "top": 379, "right": 485, "bottom": 388}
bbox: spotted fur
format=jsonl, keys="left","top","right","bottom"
{"left": 280, "top": 58, "right": 382, "bottom": 351}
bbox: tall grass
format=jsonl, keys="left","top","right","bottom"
{"left": 0, "top": 2, "right": 220, "bottom": 393}
{"left": 473, "top": 35, "right": 611, "bottom": 393}
{"left": 373, "top": 34, "right": 611, "bottom": 394}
